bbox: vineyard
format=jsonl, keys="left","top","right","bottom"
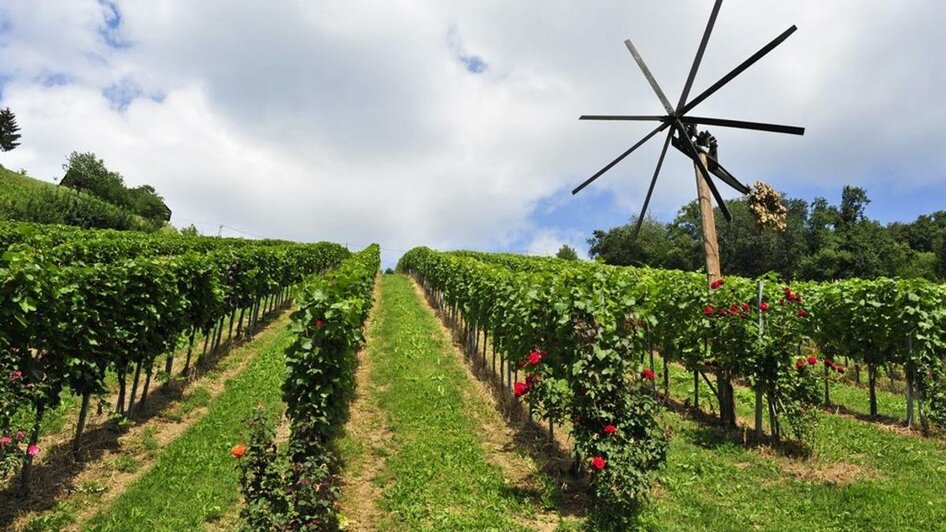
{"left": 1, "top": 222, "right": 945, "bottom": 530}
{"left": 0, "top": 221, "right": 352, "bottom": 522}
{"left": 396, "top": 247, "right": 946, "bottom": 528}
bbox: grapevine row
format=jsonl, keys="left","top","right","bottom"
{"left": 397, "top": 247, "right": 946, "bottom": 524}
{"left": 238, "top": 244, "right": 380, "bottom": 529}
{"left": 0, "top": 225, "right": 350, "bottom": 491}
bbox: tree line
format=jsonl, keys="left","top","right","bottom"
{"left": 59, "top": 151, "right": 171, "bottom": 224}
{"left": 585, "top": 185, "right": 946, "bottom": 281}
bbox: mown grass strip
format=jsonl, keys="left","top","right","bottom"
{"left": 84, "top": 327, "right": 294, "bottom": 531}
{"left": 636, "top": 357, "right": 946, "bottom": 531}
{"left": 365, "top": 274, "right": 536, "bottom": 531}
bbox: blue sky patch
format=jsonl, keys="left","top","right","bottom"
{"left": 446, "top": 25, "right": 487, "bottom": 74}
{"left": 102, "top": 79, "right": 142, "bottom": 111}
{"left": 36, "top": 72, "right": 71, "bottom": 87}
{"left": 460, "top": 54, "right": 487, "bottom": 74}
{"left": 98, "top": 0, "right": 131, "bottom": 49}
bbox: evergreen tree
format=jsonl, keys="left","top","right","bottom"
{"left": 0, "top": 107, "right": 21, "bottom": 152}
{"left": 556, "top": 244, "right": 579, "bottom": 261}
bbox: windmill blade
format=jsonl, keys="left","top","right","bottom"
{"left": 673, "top": 122, "right": 732, "bottom": 221}
{"left": 579, "top": 115, "right": 668, "bottom": 122}
{"left": 572, "top": 122, "right": 669, "bottom": 195}
{"left": 679, "top": 116, "right": 804, "bottom": 135}
{"left": 676, "top": 0, "right": 723, "bottom": 111}
{"left": 681, "top": 25, "right": 797, "bottom": 115}
{"left": 707, "top": 158, "right": 751, "bottom": 195}
{"left": 632, "top": 129, "right": 674, "bottom": 240}
{"left": 668, "top": 137, "right": 750, "bottom": 194}
{"left": 623, "top": 39, "right": 675, "bottom": 115}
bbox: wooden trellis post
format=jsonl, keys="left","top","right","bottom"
{"left": 695, "top": 152, "right": 736, "bottom": 428}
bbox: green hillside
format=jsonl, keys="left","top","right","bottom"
{"left": 0, "top": 165, "right": 58, "bottom": 199}
{"left": 0, "top": 165, "right": 163, "bottom": 232}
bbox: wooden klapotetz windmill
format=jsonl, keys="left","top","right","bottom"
{"left": 573, "top": 0, "right": 804, "bottom": 283}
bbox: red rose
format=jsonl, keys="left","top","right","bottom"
{"left": 528, "top": 352, "right": 542, "bottom": 365}
{"left": 603, "top": 424, "right": 617, "bottom": 435}
{"left": 741, "top": 303, "right": 751, "bottom": 312}
{"left": 797, "top": 309, "right": 808, "bottom": 317}
{"left": 759, "top": 302, "right": 769, "bottom": 312}
{"left": 525, "top": 373, "right": 540, "bottom": 386}
{"left": 703, "top": 306, "right": 715, "bottom": 317}
{"left": 710, "top": 278, "right": 725, "bottom": 290}
{"left": 717, "top": 308, "right": 727, "bottom": 316}
{"left": 314, "top": 319, "right": 325, "bottom": 329}
{"left": 641, "top": 368, "right": 655, "bottom": 381}
{"left": 517, "top": 359, "right": 527, "bottom": 368}
{"left": 807, "top": 356, "right": 817, "bottom": 365}
{"left": 837, "top": 366, "right": 846, "bottom": 374}
{"left": 591, "top": 456, "right": 606, "bottom": 470}
{"left": 795, "top": 358, "right": 807, "bottom": 370}
{"left": 513, "top": 382, "right": 529, "bottom": 398}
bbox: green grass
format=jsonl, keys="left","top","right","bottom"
{"left": 112, "top": 455, "right": 139, "bottom": 474}
{"left": 179, "top": 386, "right": 212, "bottom": 415}
{"left": 22, "top": 501, "right": 78, "bottom": 532}
{"left": 0, "top": 165, "right": 161, "bottom": 230}
{"left": 84, "top": 327, "right": 293, "bottom": 531}
{"left": 0, "top": 166, "right": 58, "bottom": 200}
{"left": 634, "top": 357, "right": 946, "bottom": 531}
{"left": 348, "top": 274, "right": 539, "bottom": 530}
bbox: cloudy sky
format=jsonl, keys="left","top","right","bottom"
{"left": 1, "top": 1, "right": 944, "bottom": 266}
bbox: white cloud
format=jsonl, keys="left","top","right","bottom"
{"left": 0, "top": 0, "right": 943, "bottom": 267}
{"left": 524, "top": 228, "right": 589, "bottom": 260}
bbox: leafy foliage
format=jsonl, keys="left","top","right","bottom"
{"left": 238, "top": 244, "right": 379, "bottom": 530}
{"left": 589, "top": 187, "right": 942, "bottom": 281}
{"left": 0, "top": 176, "right": 158, "bottom": 231}
{"left": 60, "top": 151, "right": 171, "bottom": 223}
{"left": 555, "top": 244, "right": 578, "bottom": 261}
{"left": 0, "top": 221, "right": 350, "bottom": 483}
{"left": 398, "top": 248, "right": 668, "bottom": 526}
{"left": 398, "top": 246, "right": 946, "bottom": 522}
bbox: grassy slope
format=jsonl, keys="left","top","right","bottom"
{"left": 0, "top": 166, "right": 161, "bottom": 230}
{"left": 636, "top": 359, "right": 946, "bottom": 531}
{"left": 0, "top": 166, "right": 58, "bottom": 200}
{"left": 85, "top": 327, "right": 294, "bottom": 531}
{"left": 349, "top": 274, "right": 538, "bottom": 530}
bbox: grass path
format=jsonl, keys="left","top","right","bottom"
{"left": 636, "top": 356, "right": 946, "bottom": 531}
{"left": 337, "top": 274, "right": 559, "bottom": 531}
{"left": 1, "top": 309, "right": 293, "bottom": 532}
{"left": 83, "top": 322, "right": 295, "bottom": 531}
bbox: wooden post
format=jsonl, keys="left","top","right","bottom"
{"left": 754, "top": 280, "right": 764, "bottom": 439}
{"left": 906, "top": 336, "right": 915, "bottom": 427}
{"left": 695, "top": 152, "right": 722, "bottom": 285}
{"left": 694, "top": 152, "right": 735, "bottom": 427}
